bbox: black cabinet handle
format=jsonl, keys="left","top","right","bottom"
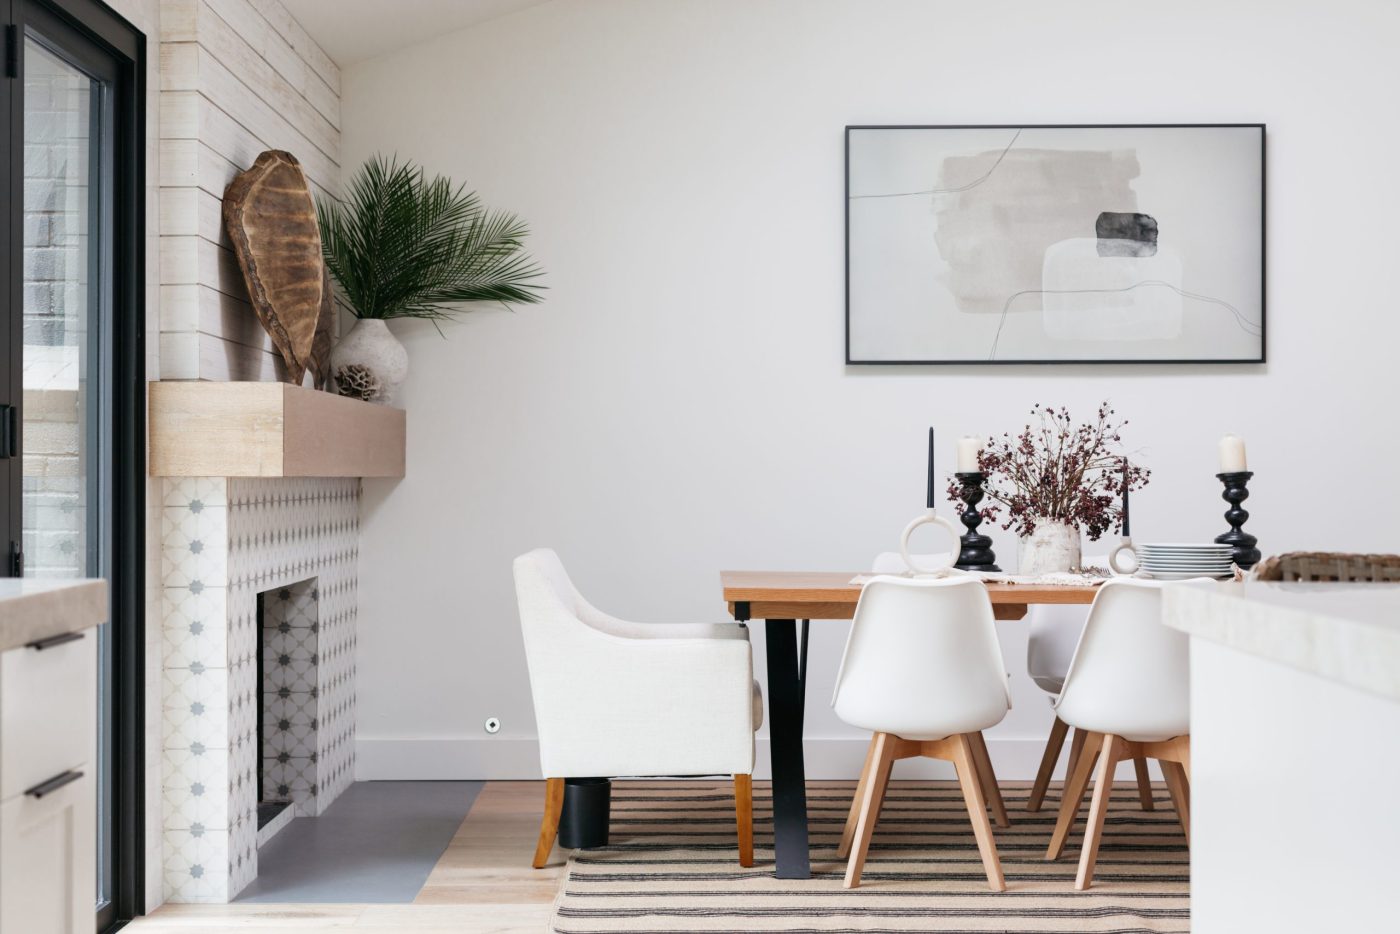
{"left": 25, "top": 770, "right": 83, "bottom": 798}
{"left": 25, "top": 630, "right": 85, "bottom": 651}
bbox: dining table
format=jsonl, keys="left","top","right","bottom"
{"left": 720, "top": 569, "right": 1102, "bottom": 879}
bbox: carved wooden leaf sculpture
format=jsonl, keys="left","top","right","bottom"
{"left": 223, "top": 150, "right": 334, "bottom": 388}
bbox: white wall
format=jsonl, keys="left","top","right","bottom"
{"left": 341, "top": 0, "right": 1400, "bottom": 779}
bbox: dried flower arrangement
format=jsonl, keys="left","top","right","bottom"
{"left": 948, "top": 402, "right": 1149, "bottom": 541}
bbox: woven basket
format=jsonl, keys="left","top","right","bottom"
{"left": 1251, "top": 552, "right": 1400, "bottom": 583}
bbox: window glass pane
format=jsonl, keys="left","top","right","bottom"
{"left": 22, "top": 38, "right": 96, "bottom": 580}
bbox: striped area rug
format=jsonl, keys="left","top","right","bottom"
{"left": 551, "top": 779, "right": 1188, "bottom": 933}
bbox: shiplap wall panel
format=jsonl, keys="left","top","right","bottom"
{"left": 202, "top": 0, "right": 339, "bottom": 128}
{"left": 198, "top": 285, "right": 277, "bottom": 353}
{"left": 161, "top": 283, "right": 277, "bottom": 355}
{"left": 160, "top": 90, "right": 339, "bottom": 194}
{"left": 158, "top": 0, "right": 340, "bottom": 382}
{"left": 244, "top": 0, "right": 339, "bottom": 94}
{"left": 198, "top": 331, "right": 286, "bottom": 381}
{"left": 159, "top": 236, "right": 246, "bottom": 303}
{"left": 163, "top": 43, "right": 339, "bottom": 177}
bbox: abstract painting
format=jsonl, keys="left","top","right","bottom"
{"left": 845, "top": 125, "right": 1265, "bottom": 364}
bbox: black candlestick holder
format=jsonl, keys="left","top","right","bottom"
{"left": 1214, "top": 471, "right": 1261, "bottom": 569}
{"left": 954, "top": 472, "right": 1000, "bottom": 572}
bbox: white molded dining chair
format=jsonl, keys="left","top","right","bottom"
{"left": 869, "top": 551, "right": 1007, "bottom": 826}
{"left": 1025, "top": 556, "right": 1156, "bottom": 814}
{"left": 1045, "top": 577, "right": 1208, "bottom": 889}
{"left": 513, "top": 548, "right": 763, "bottom": 868}
{"left": 832, "top": 575, "right": 1013, "bottom": 890}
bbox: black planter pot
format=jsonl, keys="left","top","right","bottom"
{"left": 557, "top": 777, "right": 611, "bottom": 849}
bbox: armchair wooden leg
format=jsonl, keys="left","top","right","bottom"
{"left": 950, "top": 733, "right": 1007, "bottom": 892}
{"left": 1027, "top": 716, "right": 1069, "bottom": 812}
{"left": 1075, "top": 734, "right": 1126, "bottom": 890}
{"left": 1047, "top": 730, "right": 1101, "bottom": 861}
{"left": 968, "top": 731, "right": 1010, "bottom": 828}
{"left": 734, "top": 774, "right": 754, "bottom": 867}
{"left": 838, "top": 735, "right": 879, "bottom": 859}
{"left": 1161, "top": 760, "right": 1191, "bottom": 844}
{"left": 532, "top": 777, "right": 565, "bottom": 869}
{"left": 1133, "top": 756, "right": 1155, "bottom": 811}
{"left": 843, "top": 732, "right": 896, "bottom": 889}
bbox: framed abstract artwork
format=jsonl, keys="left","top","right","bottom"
{"left": 845, "top": 124, "right": 1265, "bottom": 364}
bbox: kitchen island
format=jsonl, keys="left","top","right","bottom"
{"left": 1164, "top": 581, "right": 1400, "bottom": 934}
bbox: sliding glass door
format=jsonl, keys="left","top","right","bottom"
{"left": 2, "top": 0, "right": 143, "bottom": 929}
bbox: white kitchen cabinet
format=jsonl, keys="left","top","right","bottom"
{"left": 0, "top": 769, "right": 94, "bottom": 934}
{"left": 0, "top": 580, "right": 105, "bottom": 934}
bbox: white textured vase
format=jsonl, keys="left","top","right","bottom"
{"left": 1018, "top": 519, "right": 1082, "bottom": 577}
{"left": 330, "top": 319, "right": 408, "bottom": 405}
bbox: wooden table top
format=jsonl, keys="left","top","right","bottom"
{"left": 720, "top": 570, "right": 1100, "bottom": 621}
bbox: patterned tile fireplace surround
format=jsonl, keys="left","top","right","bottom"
{"left": 161, "top": 477, "right": 360, "bottom": 902}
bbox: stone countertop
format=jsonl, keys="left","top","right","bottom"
{"left": 0, "top": 579, "right": 108, "bottom": 653}
{"left": 1164, "top": 581, "right": 1400, "bottom": 703}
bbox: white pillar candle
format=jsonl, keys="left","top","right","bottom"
{"left": 956, "top": 436, "right": 982, "bottom": 473}
{"left": 1219, "top": 434, "right": 1248, "bottom": 473}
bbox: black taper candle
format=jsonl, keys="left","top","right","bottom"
{"left": 926, "top": 428, "right": 935, "bottom": 509}
{"left": 1121, "top": 457, "right": 1131, "bottom": 538}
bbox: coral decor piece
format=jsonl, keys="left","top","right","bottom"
{"left": 334, "top": 363, "right": 382, "bottom": 402}
{"left": 949, "top": 401, "right": 1150, "bottom": 541}
{"left": 223, "top": 150, "right": 335, "bottom": 388}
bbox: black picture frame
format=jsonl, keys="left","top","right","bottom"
{"left": 844, "top": 123, "right": 1266, "bottom": 365}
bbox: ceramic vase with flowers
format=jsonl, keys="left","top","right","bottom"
{"left": 951, "top": 402, "right": 1150, "bottom": 577}
{"left": 317, "top": 155, "right": 545, "bottom": 404}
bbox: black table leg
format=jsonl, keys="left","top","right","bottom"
{"left": 764, "top": 618, "right": 811, "bottom": 879}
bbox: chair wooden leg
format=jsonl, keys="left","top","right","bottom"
{"left": 950, "top": 733, "right": 1006, "bottom": 892}
{"left": 1064, "top": 726, "right": 1088, "bottom": 798}
{"left": 1175, "top": 740, "right": 1191, "bottom": 782}
{"left": 1075, "top": 734, "right": 1125, "bottom": 890}
{"left": 1047, "top": 730, "right": 1101, "bottom": 861}
{"left": 843, "top": 732, "right": 896, "bottom": 889}
{"left": 1161, "top": 760, "right": 1191, "bottom": 845}
{"left": 532, "top": 777, "right": 565, "bottom": 869}
{"left": 838, "top": 734, "right": 879, "bottom": 859}
{"left": 969, "top": 731, "right": 1010, "bottom": 828}
{"left": 1027, "top": 716, "right": 1069, "bottom": 813}
{"left": 1133, "top": 756, "right": 1155, "bottom": 811}
{"left": 734, "top": 774, "right": 754, "bottom": 867}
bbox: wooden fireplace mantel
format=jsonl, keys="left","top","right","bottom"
{"left": 148, "top": 381, "right": 405, "bottom": 478}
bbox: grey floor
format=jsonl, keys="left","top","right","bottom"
{"left": 237, "top": 781, "right": 483, "bottom": 903}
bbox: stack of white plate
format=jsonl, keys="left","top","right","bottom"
{"left": 1137, "top": 543, "right": 1235, "bottom": 580}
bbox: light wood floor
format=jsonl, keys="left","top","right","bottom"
{"left": 128, "top": 782, "right": 562, "bottom": 933}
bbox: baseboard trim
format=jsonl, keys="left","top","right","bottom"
{"left": 355, "top": 736, "right": 1162, "bottom": 781}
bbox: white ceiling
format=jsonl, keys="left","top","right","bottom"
{"left": 280, "top": 0, "right": 551, "bottom": 67}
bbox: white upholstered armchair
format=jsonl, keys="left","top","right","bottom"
{"left": 513, "top": 548, "right": 763, "bottom": 868}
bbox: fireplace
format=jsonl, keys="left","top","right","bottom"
{"left": 160, "top": 477, "right": 359, "bottom": 902}
{"left": 256, "top": 579, "right": 320, "bottom": 838}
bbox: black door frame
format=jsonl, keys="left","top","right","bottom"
{"left": 2, "top": 0, "right": 144, "bottom": 928}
